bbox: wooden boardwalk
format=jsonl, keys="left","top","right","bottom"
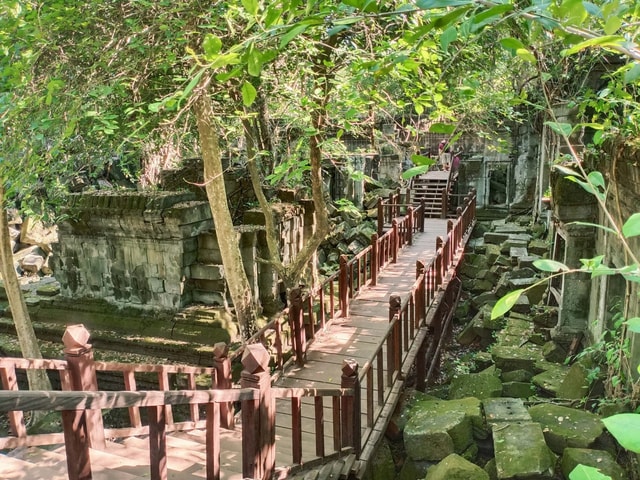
{"left": 272, "top": 219, "right": 450, "bottom": 475}
{"left": 0, "top": 189, "right": 478, "bottom": 480}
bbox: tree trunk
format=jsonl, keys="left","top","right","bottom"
{"left": 194, "top": 93, "right": 258, "bottom": 339}
{"left": 0, "top": 184, "right": 52, "bottom": 391}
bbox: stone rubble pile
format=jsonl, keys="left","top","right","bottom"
{"left": 3, "top": 210, "right": 57, "bottom": 280}
{"left": 369, "top": 217, "right": 629, "bottom": 480}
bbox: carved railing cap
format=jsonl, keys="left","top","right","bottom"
{"left": 241, "top": 343, "right": 270, "bottom": 374}
{"left": 342, "top": 358, "right": 358, "bottom": 376}
{"left": 213, "top": 342, "right": 229, "bottom": 358}
{"left": 62, "top": 324, "right": 91, "bottom": 353}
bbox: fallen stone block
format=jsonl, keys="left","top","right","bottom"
{"left": 425, "top": 454, "right": 489, "bottom": 480}
{"left": 560, "top": 448, "right": 626, "bottom": 480}
{"left": 484, "top": 231, "right": 510, "bottom": 245}
{"left": 542, "top": 341, "right": 567, "bottom": 363}
{"left": 509, "top": 246, "right": 528, "bottom": 260}
{"left": 518, "top": 255, "right": 540, "bottom": 269}
{"left": 494, "top": 224, "right": 529, "bottom": 235}
{"left": 449, "top": 373, "right": 503, "bottom": 400}
{"left": 528, "top": 238, "right": 549, "bottom": 256}
{"left": 20, "top": 253, "right": 46, "bottom": 273}
{"left": 491, "top": 345, "right": 542, "bottom": 373}
{"left": 502, "top": 382, "right": 534, "bottom": 399}
{"left": 528, "top": 403, "right": 605, "bottom": 454}
{"left": 484, "top": 397, "right": 532, "bottom": 430}
{"left": 531, "top": 364, "right": 570, "bottom": 396}
{"left": 493, "top": 422, "right": 555, "bottom": 479}
{"left": 557, "top": 362, "right": 591, "bottom": 400}
{"left": 404, "top": 409, "right": 472, "bottom": 461}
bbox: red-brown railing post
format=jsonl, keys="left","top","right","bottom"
{"left": 61, "top": 408, "right": 92, "bottom": 480}
{"left": 388, "top": 295, "right": 402, "bottom": 378}
{"left": 377, "top": 198, "right": 384, "bottom": 236}
{"left": 340, "top": 359, "right": 361, "bottom": 455}
{"left": 371, "top": 233, "right": 379, "bottom": 286}
{"left": 435, "top": 237, "right": 443, "bottom": 288}
{"left": 420, "top": 199, "right": 425, "bottom": 232}
{"left": 63, "top": 324, "right": 105, "bottom": 450}
{"left": 407, "top": 206, "right": 414, "bottom": 245}
{"left": 339, "top": 255, "right": 349, "bottom": 317}
{"left": 148, "top": 404, "right": 168, "bottom": 480}
{"left": 440, "top": 188, "right": 447, "bottom": 219}
{"left": 392, "top": 220, "right": 398, "bottom": 263}
{"left": 0, "top": 365, "right": 27, "bottom": 440}
{"left": 416, "top": 261, "right": 425, "bottom": 327}
{"left": 241, "top": 344, "right": 275, "bottom": 480}
{"left": 289, "top": 287, "right": 306, "bottom": 366}
{"left": 213, "top": 342, "right": 234, "bottom": 429}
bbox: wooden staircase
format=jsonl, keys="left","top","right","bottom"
{"left": 410, "top": 170, "right": 451, "bottom": 218}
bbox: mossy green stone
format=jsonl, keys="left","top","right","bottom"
{"left": 528, "top": 404, "right": 604, "bottom": 454}
{"left": 425, "top": 454, "right": 489, "bottom": 480}
{"left": 370, "top": 439, "right": 396, "bottom": 480}
{"left": 449, "top": 373, "right": 502, "bottom": 400}
{"left": 404, "top": 407, "right": 472, "bottom": 461}
{"left": 560, "top": 448, "right": 626, "bottom": 480}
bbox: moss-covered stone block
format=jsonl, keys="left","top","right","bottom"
{"left": 370, "top": 439, "right": 396, "bottom": 480}
{"left": 425, "top": 454, "right": 489, "bottom": 480}
{"left": 528, "top": 403, "right": 604, "bottom": 454}
{"left": 493, "top": 422, "right": 555, "bottom": 479}
{"left": 560, "top": 448, "right": 626, "bottom": 480}
{"left": 449, "top": 373, "right": 502, "bottom": 400}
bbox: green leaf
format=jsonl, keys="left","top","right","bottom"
{"left": 624, "top": 63, "right": 640, "bottom": 84}
{"left": 603, "top": 15, "right": 622, "bottom": 35}
{"left": 416, "top": 0, "right": 471, "bottom": 8}
{"left": 569, "top": 464, "right": 612, "bottom": 480}
{"left": 566, "top": 176, "right": 604, "bottom": 200}
{"left": 410, "top": 154, "right": 435, "bottom": 166}
{"left": 552, "top": 164, "right": 581, "bottom": 178}
{"left": 491, "top": 289, "right": 525, "bottom": 320}
{"left": 440, "top": 25, "right": 457, "bottom": 52}
{"left": 587, "top": 171, "right": 606, "bottom": 191}
{"left": 562, "top": 35, "right": 626, "bottom": 56}
{"left": 432, "top": 6, "right": 473, "bottom": 29}
{"left": 579, "top": 255, "right": 604, "bottom": 270}
{"left": 429, "top": 122, "right": 456, "bottom": 134}
{"left": 181, "top": 69, "right": 204, "bottom": 100}
{"left": 202, "top": 34, "right": 222, "bottom": 61}
{"left": 567, "top": 221, "right": 617, "bottom": 236}
{"left": 499, "top": 37, "right": 525, "bottom": 50}
{"left": 545, "top": 121, "right": 573, "bottom": 136}
{"left": 590, "top": 264, "right": 619, "bottom": 279}
{"left": 242, "top": 0, "right": 259, "bottom": 16}
{"left": 247, "top": 48, "right": 262, "bottom": 77}
{"left": 401, "top": 165, "right": 430, "bottom": 180}
{"left": 625, "top": 318, "right": 640, "bottom": 334}
{"left": 602, "top": 414, "right": 640, "bottom": 453}
{"left": 534, "top": 259, "right": 569, "bottom": 272}
{"left": 210, "top": 53, "right": 241, "bottom": 69}
{"left": 280, "top": 24, "right": 308, "bottom": 48}
{"left": 471, "top": 4, "right": 513, "bottom": 30}
{"left": 516, "top": 48, "right": 537, "bottom": 63}
{"left": 241, "top": 81, "right": 257, "bottom": 107}
{"left": 622, "top": 213, "right": 640, "bottom": 238}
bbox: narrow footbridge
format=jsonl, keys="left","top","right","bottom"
{"left": 0, "top": 187, "right": 476, "bottom": 480}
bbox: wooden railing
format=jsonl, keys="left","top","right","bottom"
{"left": 0, "top": 335, "right": 360, "bottom": 480}
{"left": 351, "top": 189, "right": 476, "bottom": 461}
{"left": 231, "top": 196, "right": 426, "bottom": 371}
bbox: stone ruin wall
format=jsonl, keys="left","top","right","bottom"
{"left": 52, "top": 191, "right": 308, "bottom": 315}
{"left": 587, "top": 141, "right": 640, "bottom": 370}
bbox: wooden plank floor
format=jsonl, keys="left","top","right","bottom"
{"left": 273, "top": 219, "right": 450, "bottom": 468}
